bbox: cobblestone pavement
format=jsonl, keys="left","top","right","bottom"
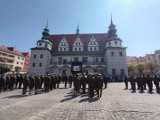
{"left": 0, "top": 83, "right": 160, "bottom": 120}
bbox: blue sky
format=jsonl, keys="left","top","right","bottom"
{"left": 0, "top": 0, "right": 159, "bottom": 57}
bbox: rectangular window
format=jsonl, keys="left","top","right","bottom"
{"left": 74, "top": 57, "right": 79, "bottom": 62}
{"left": 90, "top": 47, "right": 92, "bottom": 51}
{"left": 111, "top": 52, "right": 114, "bottom": 57}
{"left": 20, "top": 62, "right": 23, "bottom": 65}
{"left": 96, "top": 58, "right": 98, "bottom": 62}
{"left": 119, "top": 52, "right": 123, "bottom": 56}
{"left": 101, "top": 58, "right": 104, "bottom": 62}
{"left": 33, "top": 55, "right": 36, "bottom": 58}
{"left": 39, "top": 43, "right": 42, "bottom": 46}
{"left": 40, "top": 54, "right": 43, "bottom": 58}
{"left": 79, "top": 47, "right": 81, "bottom": 51}
{"left": 75, "top": 48, "right": 77, "bottom": 51}
{"left": 82, "top": 57, "right": 88, "bottom": 63}
{"left": 32, "top": 63, "right": 35, "bottom": 67}
{"left": 45, "top": 44, "right": 47, "bottom": 47}
{"left": 18, "top": 57, "right": 20, "bottom": 59}
{"left": 64, "top": 48, "right": 66, "bottom": 51}
{"left": 94, "top": 47, "right": 97, "bottom": 51}
{"left": 63, "top": 59, "right": 67, "bottom": 64}
{"left": 115, "top": 41, "right": 117, "bottom": 44}
{"left": 17, "top": 62, "right": 19, "bottom": 64}
{"left": 58, "top": 57, "right": 62, "bottom": 63}
{"left": 39, "top": 63, "right": 42, "bottom": 67}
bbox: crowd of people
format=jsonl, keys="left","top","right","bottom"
{"left": 123, "top": 74, "right": 160, "bottom": 94}
{"left": 0, "top": 73, "right": 108, "bottom": 98}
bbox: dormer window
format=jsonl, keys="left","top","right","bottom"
{"left": 39, "top": 43, "right": 42, "bottom": 46}
{"left": 73, "top": 36, "right": 84, "bottom": 51}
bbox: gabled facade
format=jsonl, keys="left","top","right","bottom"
{"left": 29, "top": 17, "right": 128, "bottom": 76}
{"left": 0, "top": 46, "right": 29, "bottom": 72}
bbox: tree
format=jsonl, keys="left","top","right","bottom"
{"left": 0, "top": 65, "right": 10, "bottom": 74}
{"left": 135, "top": 63, "right": 145, "bottom": 75}
{"left": 15, "top": 66, "right": 22, "bottom": 72}
{"left": 145, "top": 62, "right": 158, "bottom": 75}
{"left": 128, "top": 65, "right": 134, "bottom": 75}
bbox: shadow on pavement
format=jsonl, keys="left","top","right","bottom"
{"left": 2, "top": 94, "right": 28, "bottom": 99}
{"left": 79, "top": 97, "right": 100, "bottom": 103}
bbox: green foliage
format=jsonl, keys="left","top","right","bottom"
{"left": 0, "top": 65, "right": 10, "bottom": 74}
{"left": 134, "top": 63, "right": 145, "bottom": 74}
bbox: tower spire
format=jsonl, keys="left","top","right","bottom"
{"left": 76, "top": 22, "right": 79, "bottom": 34}
{"left": 110, "top": 13, "right": 113, "bottom": 26}
{"left": 46, "top": 19, "right": 48, "bottom": 29}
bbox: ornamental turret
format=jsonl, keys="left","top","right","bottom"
{"left": 37, "top": 20, "right": 52, "bottom": 51}
{"left": 106, "top": 14, "right": 122, "bottom": 48}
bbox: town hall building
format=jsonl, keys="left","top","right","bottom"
{"left": 29, "top": 17, "right": 128, "bottom": 76}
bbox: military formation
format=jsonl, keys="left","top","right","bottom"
{"left": 0, "top": 73, "right": 107, "bottom": 98}
{"left": 123, "top": 74, "right": 160, "bottom": 94}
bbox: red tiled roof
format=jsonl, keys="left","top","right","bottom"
{"left": 0, "top": 45, "right": 24, "bottom": 57}
{"left": 0, "top": 46, "right": 13, "bottom": 54}
{"left": 49, "top": 33, "right": 108, "bottom": 53}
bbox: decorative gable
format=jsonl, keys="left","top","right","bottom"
{"left": 88, "top": 35, "right": 99, "bottom": 51}
{"left": 73, "top": 36, "right": 84, "bottom": 51}
{"left": 58, "top": 36, "right": 69, "bottom": 51}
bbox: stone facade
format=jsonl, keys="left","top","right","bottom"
{"left": 29, "top": 17, "right": 128, "bottom": 76}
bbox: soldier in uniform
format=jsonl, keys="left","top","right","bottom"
{"left": 103, "top": 75, "right": 108, "bottom": 89}
{"left": 0, "top": 74, "right": 5, "bottom": 93}
{"left": 22, "top": 74, "right": 29, "bottom": 95}
{"left": 29, "top": 75, "right": 35, "bottom": 95}
{"left": 73, "top": 74, "right": 81, "bottom": 97}
{"left": 153, "top": 75, "right": 160, "bottom": 93}
{"left": 44, "top": 74, "right": 51, "bottom": 93}
{"left": 124, "top": 75, "right": 128, "bottom": 90}
{"left": 146, "top": 74, "right": 153, "bottom": 93}
{"left": 68, "top": 74, "right": 73, "bottom": 88}
{"left": 9, "top": 74, "right": 16, "bottom": 90}
{"left": 130, "top": 75, "right": 136, "bottom": 93}
{"left": 96, "top": 74, "right": 103, "bottom": 97}
{"left": 34, "top": 74, "right": 41, "bottom": 94}
{"left": 88, "top": 74, "right": 96, "bottom": 97}
{"left": 81, "top": 74, "right": 87, "bottom": 94}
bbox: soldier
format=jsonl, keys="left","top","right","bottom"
{"left": 29, "top": 75, "right": 35, "bottom": 95}
{"left": 81, "top": 74, "right": 87, "bottom": 94}
{"left": 34, "top": 74, "right": 41, "bottom": 94}
{"left": 9, "top": 74, "right": 16, "bottom": 90}
{"left": 44, "top": 74, "right": 51, "bottom": 93}
{"left": 18, "top": 74, "right": 23, "bottom": 89}
{"left": 68, "top": 74, "right": 73, "bottom": 88}
{"left": 0, "top": 74, "right": 5, "bottom": 93}
{"left": 124, "top": 75, "right": 128, "bottom": 90}
{"left": 103, "top": 75, "right": 108, "bottom": 89}
{"left": 57, "top": 75, "right": 61, "bottom": 88}
{"left": 139, "top": 75, "right": 144, "bottom": 93}
{"left": 50, "top": 75, "right": 54, "bottom": 91}
{"left": 146, "top": 74, "right": 153, "bottom": 93}
{"left": 40, "top": 74, "right": 44, "bottom": 89}
{"left": 62, "top": 74, "right": 68, "bottom": 88}
{"left": 73, "top": 74, "right": 81, "bottom": 97}
{"left": 4, "top": 74, "right": 10, "bottom": 91}
{"left": 153, "top": 75, "right": 159, "bottom": 93}
{"left": 22, "top": 74, "right": 29, "bottom": 95}
{"left": 96, "top": 74, "right": 103, "bottom": 97}
{"left": 88, "top": 74, "right": 96, "bottom": 97}
{"left": 130, "top": 75, "right": 136, "bottom": 93}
